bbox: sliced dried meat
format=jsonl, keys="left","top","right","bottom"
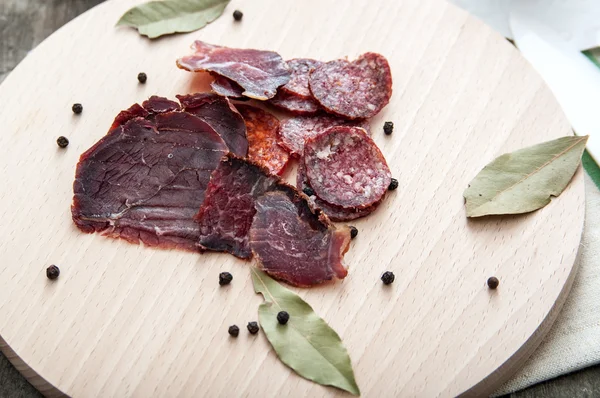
{"left": 280, "top": 58, "right": 322, "bottom": 98}
{"left": 177, "top": 93, "right": 248, "bottom": 157}
{"left": 268, "top": 91, "right": 320, "bottom": 116}
{"left": 72, "top": 109, "right": 228, "bottom": 251}
{"left": 309, "top": 52, "right": 392, "bottom": 119}
{"left": 297, "top": 160, "right": 379, "bottom": 221}
{"left": 236, "top": 105, "right": 289, "bottom": 175}
{"left": 250, "top": 191, "right": 351, "bottom": 286}
{"left": 278, "top": 114, "right": 370, "bottom": 156}
{"left": 210, "top": 75, "right": 244, "bottom": 98}
{"left": 177, "top": 40, "right": 291, "bottom": 100}
{"left": 304, "top": 126, "right": 391, "bottom": 209}
{"left": 142, "top": 96, "right": 181, "bottom": 114}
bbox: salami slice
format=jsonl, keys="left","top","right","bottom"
{"left": 177, "top": 93, "right": 248, "bottom": 157}
{"left": 177, "top": 41, "right": 291, "bottom": 100}
{"left": 250, "top": 191, "right": 351, "bottom": 286}
{"left": 210, "top": 75, "right": 244, "bottom": 98}
{"left": 309, "top": 52, "right": 392, "bottom": 119}
{"left": 278, "top": 115, "right": 370, "bottom": 156}
{"left": 304, "top": 126, "right": 391, "bottom": 209}
{"left": 280, "top": 58, "right": 322, "bottom": 98}
{"left": 236, "top": 105, "right": 289, "bottom": 175}
{"left": 296, "top": 160, "right": 379, "bottom": 221}
{"left": 268, "top": 91, "right": 320, "bottom": 116}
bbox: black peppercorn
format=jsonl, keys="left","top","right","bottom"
{"left": 383, "top": 121, "right": 394, "bottom": 135}
{"left": 303, "top": 187, "right": 315, "bottom": 197}
{"left": 349, "top": 226, "right": 358, "bottom": 239}
{"left": 219, "top": 272, "right": 233, "bottom": 286}
{"left": 277, "top": 311, "right": 289, "bottom": 325}
{"left": 138, "top": 72, "right": 147, "bottom": 84}
{"left": 381, "top": 271, "right": 395, "bottom": 285}
{"left": 487, "top": 276, "right": 499, "bottom": 290}
{"left": 247, "top": 321, "right": 259, "bottom": 334}
{"left": 233, "top": 10, "right": 243, "bottom": 21}
{"left": 228, "top": 325, "right": 240, "bottom": 337}
{"left": 56, "top": 136, "right": 69, "bottom": 148}
{"left": 46, "top": 265, "right": 60, "bottom": 280}
{"left": 72, "top": 103, "right": 83, "bottom": 114}
{"left": 388, "top": 178, "right": 399, "bottom": 191}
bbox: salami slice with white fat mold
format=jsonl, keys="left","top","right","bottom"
{"left": 296, "top": 160, "right": 380, "bottom": 221}
{"left": 308, "top": 52, "right": 392, "bottom": 119}
{"left": 278, "top": 114, "right": 370, "bottom": 157}
{"left": 268, "top": 90, "right": 321, "bottom": 116}
{"left": 280, "top": 58, "right": 322, "bottom": 98}
{"left": 303, "top": 126, "right": 391, "bottom": 209}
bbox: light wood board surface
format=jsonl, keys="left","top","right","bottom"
{"left": 0, "top": 0, "right": 585, "bottom": 396}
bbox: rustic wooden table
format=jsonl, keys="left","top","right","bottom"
{"left": 0, "top": 1, "right": 598, "bottom": 397}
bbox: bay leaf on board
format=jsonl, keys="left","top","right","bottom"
{"left": 464, "top": 135, "right": 588, "bottom": 217}
{"left": 251, "top": 268, "right": 360, "bottom": 396}
{"left": 117, "top": 0, "right": 230, "bottom": 39}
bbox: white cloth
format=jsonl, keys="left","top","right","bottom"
{"left": 493, "top": 174, "right": 600, "bottom": 395}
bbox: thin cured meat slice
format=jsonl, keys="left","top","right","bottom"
{"left": 177, "top": 41, "right": 291, "bottom": 100}
{"left": 250, "top": 191, "right": 351, "bottom": 287}
{"left": 280, "top": 58, "right": 322, "bottom": 98}
{"left": 309, "top": 52, "right": 392, "bottom": 119}
{"left": 236, "top": 105, "right": 289, "bottom": 175}
{"left": 296, "top": 160, "right": 379, "bottom": 221}
{"left": 72, "top": 110, "right": 228, "bottom": 251}
{"left": 278, "top": 114, "right": 370, "bottom": 156}
{"left": 177, "top": 93, "right": 248, "bottom": 157}
{"left": 195, "top": 156, "right": 282, "bottom": 258}
{"left": 109, "top": 96, "right": 180, "bottom": 129}
{"left": 304, "top": 126, "right": 391, "bottom": 209}
{"left": 210, "top": 75, "right": 245, "bottom": 98}
{"left": 268, "top": 91, "right": 320, "bottom": 116}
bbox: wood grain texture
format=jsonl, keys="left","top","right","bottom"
{"left": 0, "top": 0, "right": 586, "bottom": 397}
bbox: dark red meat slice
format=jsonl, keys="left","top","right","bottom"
{"left": 210, "top": 75, "right": 245, "bottom": 98}
{"left": 250, "top": 191, "right": 351, "bottom": 286}
{"left": 142, "top": 96, "right": 181, "bottom": 114}
{"left": 177, "top": 93, "right": 248, "bottom": 157}
{"left": 278, "top": 115, "right": 371, "bottom": 157}
{"left": 309, "top": 52, "right": 392, "bottom": 119}
{"left": 304, "top": 126, "right": 391, "bottom": 209}
{"left": 177, "top": 41, "right": 291, "bottom": 100}
{"left": 110, "top": 103, "right": 148, "bottom": 129}
{"left": 296, "top": 160, "right": 379, "bottom": 221}
{"left": 72, "top": 110, "right": 228, "bottom": 251}
{"left": 268, "top": 91, "right": 320, "bottom": 116}
{"left": 280, "top": 58, "right": 322, "bottom": 98}
{"left": 236, "top": 105, "right": 289, "bottom": 175}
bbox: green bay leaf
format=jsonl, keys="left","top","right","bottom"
{"left": 251, "top": 268, "right": 360, "bottom": 396}
{"left": 116, "top": 0, "right": 230, "bottom": 39}
{"left": 464, "top": 135, "right": 588, "bottom": 217}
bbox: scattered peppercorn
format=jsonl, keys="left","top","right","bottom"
{"left": 487, "top": 276, "right": 499, "bottom": 290}
{"left": 381, "top": 271, "right": 395, "bottom": 285}
{"left": 233, "top": 10, "right": 243, "bottom": 21}
{"left": 277, "top": 311, "right": 289, "bottom": 325}
{"left": 46, "top": 265, "right": 60, "bottom": 280}
{"left": 72, "top": 103, "right": 83, "bottom": 114}
{"left": 303, "top": 187, "right": 315, "bottom": 197}
{"left": 349, "top": 226, "right": 358, "bottom": 239}
{"left": 219, "top": 272, "right": 233, "bottom": 286}
{"left": 228, "top": 325, "right": 240, "bottom": 337}
{"left": 388, "top": 178, "right": 399, "bottom": 191}
{"left": 383, "top": 121, "right": 394, "bottom": 135}
{"left": 56, "top": 136, "right": 69, "bottom": 148}
{"left": 137, "top": 72, "right": 147, "bottom": 84}
{"left": 247, "top": 321, "right": 259, "bottom": 334}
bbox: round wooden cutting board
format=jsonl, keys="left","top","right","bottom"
{"left": 0, "top": 0, "right": 585, "bottom": 396}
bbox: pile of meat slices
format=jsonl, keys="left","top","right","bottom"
{"left": 72, "top": 41, "right": 393, "bottom": 287}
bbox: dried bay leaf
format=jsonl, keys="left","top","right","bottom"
{"left": 251, "top": 268, "right": 360, "bottom": 396}
{"left": 117, "top": 0, "right": 230, "bottom": 39}
{"left": 464, "top": 135, "right": 588, "bottom": 217}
